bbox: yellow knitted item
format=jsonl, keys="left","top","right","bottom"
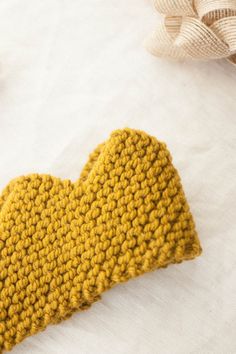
{"left": 0, "top": 128, "right": 201, "bottom": 352}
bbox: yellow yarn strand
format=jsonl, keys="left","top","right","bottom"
{"left": 0, "top": 128, "right": 202, "bottom": 352}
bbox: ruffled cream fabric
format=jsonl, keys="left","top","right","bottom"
{"left": 146, "top": 0, "right": 236, "bottom": 65}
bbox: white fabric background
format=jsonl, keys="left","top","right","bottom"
{"left": 0, "top": 1, "right": 236, "bottom": 353}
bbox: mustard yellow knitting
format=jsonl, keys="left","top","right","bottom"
{"left": 0, "top": 128, "right": 201, "bottom": 352}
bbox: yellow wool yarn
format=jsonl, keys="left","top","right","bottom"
{"left": 0, "top": 128, "right": 201, "bottom": 352}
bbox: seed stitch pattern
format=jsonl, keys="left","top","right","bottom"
{"left": 0, "top": 128, "right": 202, "bottom": 353}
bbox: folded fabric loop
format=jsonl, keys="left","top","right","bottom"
{"left": 165, "top": 16, "right": 183, "bottom": 39}
{"left": 146, "top": 24, "right": 188, "bottom": 59}
{"left": 195, "top": 0, "right": 236, "bottom": 23}
{"left": 211, "top": 16, "right": 236, "bottom": 51}
{"left": 0, "top": 128, "right": 202, "bottom": 353}
{"left": 153, "top": 0, "right": 196, "bottom": 16}
{"left": 176, "top": 17, "right": 231, "bottom": 59}
{"left": 147, "top": 0, "right": 236, "bottom": 65}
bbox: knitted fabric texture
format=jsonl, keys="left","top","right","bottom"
{"left": 0, "top": 128, "right": 202, "bottom": 353}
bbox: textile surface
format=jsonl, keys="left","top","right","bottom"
{"left": 0, "top": 1, "right": 235, "bottom": 353}
{"left": 146, "top": 0, "right": 236, "bottom": 64}
{"left": 0, "top": 128, "right": 201, "bottom": 353}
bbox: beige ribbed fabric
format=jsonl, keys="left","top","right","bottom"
{"left": 146, "top": 0, "right": 236, "bottom": 65}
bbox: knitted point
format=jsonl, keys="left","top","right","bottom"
{"left": 0, "top": 128, "right": 202, "bottom": 352}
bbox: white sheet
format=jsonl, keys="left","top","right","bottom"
{"left": 0, "top": 1, "right": 236, "bottom": 353}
